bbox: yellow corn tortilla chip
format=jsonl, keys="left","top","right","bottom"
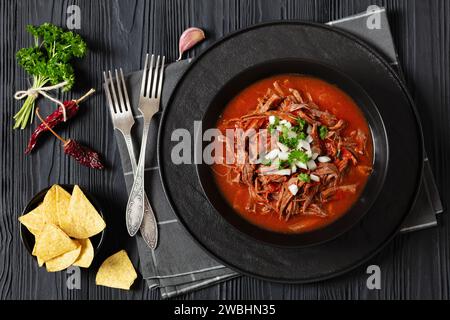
{"left": 46, "top": 243, "right": 82, "bottom": 272}
{"left": 19, "top": 204, "right": 45, "bottom": 236}
{"left": 59, "top": 185, "right": 105, "bottom": 239}
{"left": 40, "top": 185, "right": 59, "bottom": 226}
{"left": 73, "top": 238, "right": 94, "bottom": 268}
{"left": 55, "top": 185, "right": 71, "bottom": 226}
{"left": 34, "top": 223, "right": 78, "bottom": 262}
{"left": 96, "top": 250, "right": 137, "bottom": 290}
{"left": 32, "top": 243, "right": 44, "bottom": 267}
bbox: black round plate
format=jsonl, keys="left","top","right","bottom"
{"left": 20, "top": 184, "right": 105, "bottom": 257}
{"left": 158, "top": 21, "right": 423, "bottom": 282}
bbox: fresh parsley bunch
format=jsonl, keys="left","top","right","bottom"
{"left": 14, "top": 23, "right": 87, "bottom": 129}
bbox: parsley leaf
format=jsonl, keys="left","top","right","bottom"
{"left": 297, "top": 117, "right": 307, "bottom": 131}
{"left": 299, "top": 173, "right": 311, "bottom": 183}
{"left": 288, "top": 149, "right": 310, "bottom": 165}
{"left": 319, "top": 125, "right": 328, "bottom": 139}
{"left": 14, "top": 23, "right": 87, "bottom": 129}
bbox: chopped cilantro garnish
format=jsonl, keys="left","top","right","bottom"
{"left": 298, "top": 132, "right": 306, "bottom": 140}
{"left": 267, "top": 116, "right": 279, "bottom": 134}
{"left": 319, "top": 125, "right": 328, "bottom": 139}
{"left": 279, "top": 136, "right": 298, "bottom": 149}
{"left": 278, "top": 125, "right": 300, "bottom": 149}
{"left": 268, "top": 124, "right": 276, "bottom": 134}
{"left": 297, "top": 117, "right": 307, "bottom": 131}
{"left": 279, "top": 160, "right": 289, "bottom": 169}
{"left": 288, "top": 149, "right": 309, "bottom": 165}
{"left": 299, "top": 173, "right": 311, "bottom": 183}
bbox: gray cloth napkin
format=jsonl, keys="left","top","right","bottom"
{"left": 115, "top": 61, "right": 238, "bottom": 299}
{"left": 327, "top": 7, "right": 443, "bottom": 231}
{"left": 112, "top": 7, "right": 442, "bottom": 299}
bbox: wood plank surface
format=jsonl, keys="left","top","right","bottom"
{"left": 0, "top": 0, "right": 448, "bottom": 300}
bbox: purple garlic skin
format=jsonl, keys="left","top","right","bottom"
{"left": 177, "top": 27, "right": 206, "bottom": 61}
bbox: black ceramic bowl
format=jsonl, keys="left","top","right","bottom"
{"left": 19, "top": 184, "right": 105, "bottom": 257}
{"left": 197, "top": 59, "right": 388, "bottom": 247}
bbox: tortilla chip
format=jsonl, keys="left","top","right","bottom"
{"left": 46, "top": 243, "right": 82, "bottom": 272}
{"left": 19, "top": 204, "right": 45, "bottom": 236}
{"left": 55, "top": 185, "right": 71, "bottom": 226}
{"left": 73, "top": 238, "right": 94, "bottom": 268}
{"left": 96, "top": 250, "right": 137, "bottom": 290}
{"left": 40, "top": 185, "right": 59, "bottom": 226}
{"left": 59, "top": 185, "right": 105, "bottom": 239}
{"left": 34, "top": 223, "right": 78, "bottom": 262}
{"left": 32, "top": 243, "right": 44, "bottom": 267}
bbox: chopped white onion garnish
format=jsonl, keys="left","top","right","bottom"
{"left": 310, "top": 174, "right": 320, "bottom": 182}
{"left": 259, "top": 165, "right": 277, "bottom": 173}
{"left": 307, "top": 125, "right": 312, "bottom": 134}
{"left": 277, "top": 142, "right": 289, "bottom": 153}
{"left": 288, "top": 184, "right": 299, "bottom": 196}
{"left": 312, "top": 152, "right": 319, "bottom": 160}
{"left": 297, "top": 140, "right": 310, "bottom": 151}
{"left": 306, "top": 135, "right": 314, "bottom": 144}
{"left": 296, "top": 161, "right": 308, "bottom": 170}
{"left": 291, "top": 164, "right": 297, "bottom": 173}
{"left": 306, "top": 149, "right": 312, "bottom": 158}
{"left": 278, "top": 151, "right": 289, "bottom": 161}
{"left": 280, "top": 120, "right": 292, "bottom": 128}
{"left": 276, "top": 125, "right": 282, "bottom": 132}
{"left": 268, "top": 115, "right": 276, "bottom": 124}
{"left": 307, "top": 159, "right": 317, "bottom": 170}
{"left": 267, "top": 169, "right": 291, "bottom": 176}
{"left": 265, "top": 149, "right": 279, "bottom": 160}
{"left": 318, "top": 156, "right": 331, "bottom": 163}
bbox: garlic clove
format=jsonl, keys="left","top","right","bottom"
{"left": 177, "top": 27, "right": 206, "bottom": 61}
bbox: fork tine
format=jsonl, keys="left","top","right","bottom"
{"left": 140, "top": 54, "right": 149, "bottom": 97}
{"left": 156, "top": 56, "right": 165, "bottom": 99}
{"left": 145, "top": 54, "right": 155, "bottom": 98}
{"left": 108, "top": 70, "right": 121, "bottom": 113}
{"left": 115, "top": 69, "right": 125, "bottom": 113}
{"left": 151, "top": 55, "right": 161, "bottom": 98}
{"left": 103, "top": 71, "right": 116, "bottom": 114}
{"left": 119, "top": 68, "right": 132, "bottom": 112}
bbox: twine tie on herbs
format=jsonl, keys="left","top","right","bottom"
{"left": 14, "top": 81, "right": 68, "bottom": 121}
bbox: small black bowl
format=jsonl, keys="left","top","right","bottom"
{"left": 19, "top": 184, "right": 105, "bottom": 257}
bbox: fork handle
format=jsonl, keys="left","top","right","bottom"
{"left": 123, "top": 133, "right": 158, "bottom": 248}
{"left": 125, "top": 122, "right": 150, "bottom": 236}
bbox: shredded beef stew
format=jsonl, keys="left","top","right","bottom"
{"left": 213, "top": 75, "right": 373, "bottom": 233}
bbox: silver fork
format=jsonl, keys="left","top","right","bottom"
{"left": 125, "top": 54, "right": 165, "bottom": 238}
{"left": 103, "top": 68, "right": 158, "bottom": 248}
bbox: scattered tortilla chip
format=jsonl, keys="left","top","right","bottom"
{"left": 34, "top": 223, "right": 78, "bottom": 262}
{"left": 96, "top": 250, "right": 137, "bottom": 290}
{"left": 32, "top": 243, "right": 44, "bottom": 267}
{"left": 73, "top": 238, "right": 94, "bottom": 268}
{"left": 60, "top": 185, "right": 105, "bottom": 239}
{"left": 40, "top": 185, "right": 59, "bottom": 226}
{"left": 19, "top": 204, "right": 45, "bottom": 236}
{"left": 46, "top": 243, "right": 82, "bottom": 272}
{"left": 55, "top": 185, "right": 71, "bottom": 226}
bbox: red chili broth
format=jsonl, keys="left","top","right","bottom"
{"left": 213, "top": 74, "right": 373, "bottom": 233}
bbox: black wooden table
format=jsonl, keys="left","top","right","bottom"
{"left": 1, "top": 0, "right": 449, "bottom": 300}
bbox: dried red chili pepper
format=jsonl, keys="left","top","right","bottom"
{"left": 35, "top": 108, "right": 105, "bottom": 170}
{"left": 25, "top": 89, "right": 95, "bottom": 154}
{"left": 63, "top": 140, "right": 105, "bottom": 170}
